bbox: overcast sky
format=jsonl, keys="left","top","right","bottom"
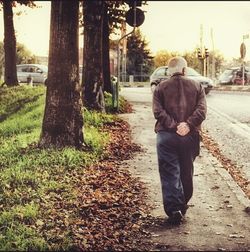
{"left": 1, "top": 1, "right": 250, "bottom": 60}
{"left": 139, "top": 1, "right": 250, "bottom": 60}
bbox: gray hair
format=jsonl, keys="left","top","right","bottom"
{"left": 168, "top": 56, "right": 187, "bottom": 76}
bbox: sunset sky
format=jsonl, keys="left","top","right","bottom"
{"left": 1, "top": 1, "right": 250, "bottom": 60}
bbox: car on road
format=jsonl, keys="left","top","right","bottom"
{"left": 17, "top": 64, "right": 48, "bottom": 84}
{"left": 17, "top": 64, "right": 85, "bottom": 85}
{"left": 150, "top": 66, "right": 214, "bottom": 94}
{"left": 218, "top": 66, "right": 250, "bottom": 85}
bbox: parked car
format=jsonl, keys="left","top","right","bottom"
{"left": 218, "top": 66, "right": 250, "bottom": 85}
{"left": 150, "top": 66, "right": 214, "bottom": 94}
{"left": 17, "top": 64, "right": 48, "bottom": 84}
{"left": 17, "top": 64, "right": 85, "bottom": 85}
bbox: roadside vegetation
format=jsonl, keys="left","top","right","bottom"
{"left": 0, "top": 85, "right": 150, "bottom": 251}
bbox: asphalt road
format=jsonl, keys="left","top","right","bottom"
{"left": 204, "top": 90, "right": 250, "bottom": 185}
{"left": 120, "top": 87, "right": 250, "bottom": 184}
{"left": 206, "top": 90, "right": 250, "bottom": 126}
{"left": 119, "top": 87, "right": 250, "bottom": 251}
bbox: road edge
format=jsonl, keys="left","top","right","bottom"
{"left": 202, "top": 143, "right": 250, "bottom": 209}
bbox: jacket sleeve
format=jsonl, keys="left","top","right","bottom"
{"left": 186, "top": 84, "right": 207, "bottom": 129}
{"left": 152, "top": 86, "right": 177, "bottom": 130}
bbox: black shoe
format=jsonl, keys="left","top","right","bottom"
{"left": 181, "top": 204, "right": 189, "bottom": 216}
{"left": 167, "top": 210, "right": 183, "bottom": 225}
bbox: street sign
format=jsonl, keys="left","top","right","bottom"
{"left": 125, "top": 7, "right": 145, "bottom": 27}
{"left": 240, "top": 42, "right": 246, "bottom": 59}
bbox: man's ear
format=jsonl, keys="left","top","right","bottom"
{"left": 182, "top": 67, "right": 186, "bottom": 76}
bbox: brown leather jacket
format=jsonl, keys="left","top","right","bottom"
{"left": 152, "top": 73, "right": 207, "bottom": 133}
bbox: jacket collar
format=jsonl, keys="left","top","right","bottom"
{"left": 171, "top": 72, "right": 184, "bottom": 77}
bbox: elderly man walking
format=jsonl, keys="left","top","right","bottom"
{"left": 152, "top": 56, "right": 207, "bottom": 225}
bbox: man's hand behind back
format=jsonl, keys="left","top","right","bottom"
{"left": 176, "top": 122, "right": 190, "bottom": 136}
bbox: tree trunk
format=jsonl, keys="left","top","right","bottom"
{"left": 82, "top": 0, "right": 105, "bottom": 112}
{"left": 3, "top": 0, "right": 18, "bottom": 86}
{"left": 39, "top": 1, "right": 84, "bottom": 149}
{"left": 102, "top": 2, "right": 112, "bottom": 94}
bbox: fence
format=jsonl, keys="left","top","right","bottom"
{"left": 119, "top": 73, "right": 150, "bottom": 82}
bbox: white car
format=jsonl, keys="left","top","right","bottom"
{"left": 17, "top": 64, "right": 84, "bottom": 85}
{"left": 150, "top": 66, "right": 214, "bottom": 94}
{"left": 17, "top": 64, "right": 48, "bottom": 84}
{"left": 218, "top": 67, "right": 250, "bottom": 85}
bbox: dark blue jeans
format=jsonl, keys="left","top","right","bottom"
{"left": 156, "top": 131, "right": 200, "bottom": 216}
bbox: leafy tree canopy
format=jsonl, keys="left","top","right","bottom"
{"left": 153, "top": 48, "right": 225, "bottom": 76}
{"left": 0, "top": 0, "right": 36, "bottom": 8}
{"left": 153, "top": 50, "right": 179, "bottom": 68}
{"left": 16, "top": 43, "right": 37, "bottom": 64}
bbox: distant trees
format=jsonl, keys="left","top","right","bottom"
{"left": 153, "top": 50, "right": 179, "bottom": 68}
{"left": 183, "top": 49, "right": 225, "bottom": 76}
{"left": 39, "top": 1, "right": 84, "bottom": 149}
{"left": 153, "top": 48, "right": 225, "bottom": 77}
{"left": 126, "top": 29, "right": 154, "bottom": 79}
{"left": 16, "top": 43, "right": 37, "bottom": 64}
{"left": 183, "top": 50, "right": 202, "bottom": 72}
{"left": 206, "top": 50, "right": 224, "bottom": 77}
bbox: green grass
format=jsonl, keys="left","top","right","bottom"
{"left": 0, "top": 85, "right": 123, "bottom": 251}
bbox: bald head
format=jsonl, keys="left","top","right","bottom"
{"left": 168, "top": 56, "right": 187, "bottom": 76}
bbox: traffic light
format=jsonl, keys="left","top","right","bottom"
{"left": 197, "top": 48, "right": 202, "bottom": 59}
{"left": 205, "top": 48, "right": 209, "bottom": 58}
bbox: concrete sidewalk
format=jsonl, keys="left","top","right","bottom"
{"left": 120, "top": 102, "right": 250, "bottom": 251}
{"left": 121, "top": 82, "right": 250, "bottom": 92}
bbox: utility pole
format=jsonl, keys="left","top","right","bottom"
{"left": 200, "top": 24, "right": 206, "bottom": 76}
{"left": 241, "top": 34, "right": 249, "bottom": 85}
{"left": 211, "top": 28, "right": 215, "bottom": 80}
{"left": 121, "top": 21, "right": 127, "bottom": 83}
{"left": 197, "top": 24, "right": 209, "bottom": 77}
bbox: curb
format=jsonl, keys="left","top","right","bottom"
{"left": 121, "top": 84, "right": 250, "bottom": 92}
{"left": 213, "top": 85, "right": 250, "bottom": 92}
{"left": 205, "top": 149, "right": 250, "bottom": 209}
